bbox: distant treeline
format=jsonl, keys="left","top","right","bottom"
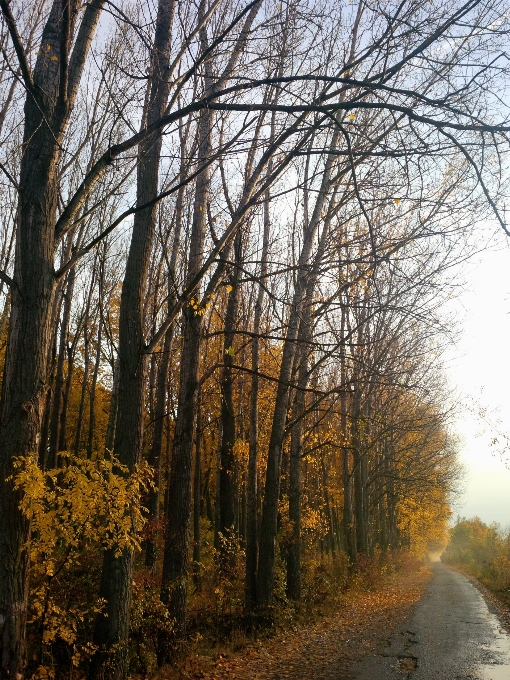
{"left": 443, "top": 517, "right": 510, "bottom": 599}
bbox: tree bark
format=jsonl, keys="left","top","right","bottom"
{"left": 48, "top": 265, "right": 75, "bottom": 467}
{"left": 218, "top": 230, "right": 242, "bottom": 567}
{"left": 0, "top": 1, "right": 104, "bottom": 674}
{"left": 286, "top": 335, "right": 306, "bottom": 600}
{"left": 160, "top": 308, "right": 202, "bottom": 636}
{"left": 192, "top": 391, "right": 202, "bottom": 591}
{"left": 245, "top": 188, "right": 270, "bottom": 607}
{"left": 74, "top": 288, "right": 93, "bottom": 457}
{"left": 89, "top": 2, "right": 175, "bottom": 678}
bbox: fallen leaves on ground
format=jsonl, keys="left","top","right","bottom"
{"left": 164, "top": 567, "right": 431, "bottom": 680}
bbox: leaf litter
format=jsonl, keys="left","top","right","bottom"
{"left": 161, "top": 567, "right": 431, "bottom": 680}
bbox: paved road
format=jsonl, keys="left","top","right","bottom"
{"left": 352, "top": 561, "right": 510, "bottom": 680}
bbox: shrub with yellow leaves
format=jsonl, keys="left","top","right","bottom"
{"left": 11, "top": 452, "right": 153, "bottom": 675}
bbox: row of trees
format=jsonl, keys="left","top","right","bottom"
{"left": 443, "top": 517, "right": 510, "bottom": 595}
{"left": 0, "top": 0, "right": 509, "bottom": 678}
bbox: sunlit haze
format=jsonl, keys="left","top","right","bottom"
{"left": 447, "top": 238, "right": 510, "bottom": 528}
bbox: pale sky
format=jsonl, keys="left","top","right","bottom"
{"left": 446, "top": 237, "right": 510, "bottom": 528}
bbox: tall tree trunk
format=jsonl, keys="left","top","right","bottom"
{"left": 59, "top": 324, "right": 77, "bottom": 452}
{"left": 0, "top": 1, "right": 104, "bottom": 672}
{"left": 90, "top": 3, "right": 175, "bottom": 678}
{"left": 38, "top": 370, "right": 54, "bottom": 471}
{"left": 245, "top": 159, "right": 271, "bottom": 607}
{"left": 285, "top": 202, "right": 332, "bottom": 598}
{"left": 256, "top": 136, "right": 338, "bottom": 606}
{"left": 145, "top": 326, "right": 172, "bottom": 570}
{"left": 48, "top": 265, "right": 75, "bottom": 466}
{"left": 340, "top": 300, "right": 356, "bottom": 567}
{"left": 146, "top": 180, "right": 183, "bottom": 570}
{"left": 192, "top": 391, "right": 202, "bottom": 590}
{"left": 103, "top": 358, "right": 119, "bottom": 457}
{"left": 74, "top": 302, "right": 92, "bottom": 457}
{"left": 286, "top": 337, "right": 306, "bottom": 600}
{"left": 87, "top": 314, "right": 102, "bottom": 459}
{"left": 160, "top": 0, "right": 214, "bottom": 633}
{"left": 160, "top": 307, "right": 202, "bottom": 636}
{"left": 218, "top": 230, "right": 242, "bottom": 566}
{"left": 320, "top": 452, "right": 336, "bottom": 557}
{"left": 160, "top": 0, "right": 262, "bottom": 634}
{"left": 352, "top": 409, "right": 367, "bottom": 556}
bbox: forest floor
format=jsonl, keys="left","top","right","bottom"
{"left": 157, "top": 566, "right": 432, "bottom": 680}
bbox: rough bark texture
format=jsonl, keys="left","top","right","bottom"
{"left": 160, "top": 98, "right": 212, "bottom": 636}
{"left": 89, "top": 3, "right": 175, "bottom": 678}
{"left": 160, "top": 308, "right": 202, "bottom": 635}
{"left": 0, "top": 1, "right": 103, "bottom": 675}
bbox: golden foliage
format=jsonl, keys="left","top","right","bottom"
{"left": 11, "top": 453, "right": 153, "bottom": 667}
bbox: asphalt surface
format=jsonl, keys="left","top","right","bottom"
{"left": 352, "top": 561, "right": 510, "bottom": 680}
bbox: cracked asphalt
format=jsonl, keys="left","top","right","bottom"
{"left": 352, "top": 561, "right": 510, "bottom": 680}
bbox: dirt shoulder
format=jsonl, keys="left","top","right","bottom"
{"left": 162, "top": 567, "right": 432, "bottom": 680}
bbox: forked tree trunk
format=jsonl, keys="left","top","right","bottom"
{"left": 286, "top": 205, "right": 331, "bottom": 598}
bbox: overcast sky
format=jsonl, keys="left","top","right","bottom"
{"left": 445, "top": 235, "right": 510, "bottom": 528}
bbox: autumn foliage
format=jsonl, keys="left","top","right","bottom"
{"left": 1, "top": 0, "right": 506, "bottom": 679}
